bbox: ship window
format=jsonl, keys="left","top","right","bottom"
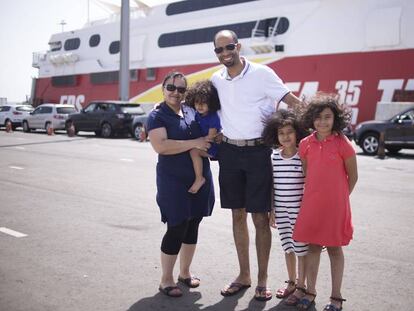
{"left": 89, "top": 34, "right": 101, "bottom": 47}
{"left": 166, "top": 0, "right": 257, "bottom": 16}
{"left": 49, "top": 41, "right": 62, "bottom": 52}
{"left": 158, "top": 17, "right": 289, "bottom": 48}
{"left": 51, "top": 75, "right": 77, "bottom": 87}
{"left": 90, "top": 70, "right": 138, "bottom": 84}
{"left": 109, "top": 41, "right": 120, "bottom": 54}
{"left": 146, "top": 68, "right": 156, "bottom": 81}
{"left": 64, "top": 38, "right": 81, "bottom": 51}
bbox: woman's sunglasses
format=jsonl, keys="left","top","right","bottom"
{"left": 214, "top": 43, "right": 237, "bottom": 54}
{"left": 165, "top": 84, "right": 187, "bottom": 94}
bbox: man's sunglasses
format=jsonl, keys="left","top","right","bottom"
{"left": 214, "top": 43, "right": 237, "bottom": 54}
{"left": 165, "top": 84, "right": 187, "bottom": 94}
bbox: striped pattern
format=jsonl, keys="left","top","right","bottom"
{"left": 272, "top": 150, "right": 308, "bottom": 256}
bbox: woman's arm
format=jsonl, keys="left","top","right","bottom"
{"left": 345, "top": 155, "right": 358, "bottom": 194}
{"left": 148, "top": 127, "right": 210, "bottom": 155}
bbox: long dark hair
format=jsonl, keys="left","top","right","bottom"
{"left": 301, "top": 92, "right": 352, "bottom": 133}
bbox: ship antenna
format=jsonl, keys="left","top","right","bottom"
{"left": 59, "top": 20, "right": 67, "bottom": 32}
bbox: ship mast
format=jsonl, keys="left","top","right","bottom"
{"left": 119, "top": 0, "right": 130, "bottom": 101}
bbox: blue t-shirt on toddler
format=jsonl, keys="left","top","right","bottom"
{"left": 195, "top": 111, "right": 221, "bottom": 157}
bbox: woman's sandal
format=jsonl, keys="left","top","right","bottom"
{"left": 275, "top": 280, "right": 296, "bottom": 299}
{"left": 297, "top": 292, "right": 316, "bottom": 310}
{"left": 284, "top": 286, "right": 306, "bottom": 306}
{"left": 178, "top": 276, "right": 200, "bottom": 288}
{"left": 323, "top": 296, "right": 346, "bottom": 311}
{"left": 158, "top": 285, "right": 183, "bottom": 297}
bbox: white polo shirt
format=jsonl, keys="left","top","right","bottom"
{"left": 211, "top": 58, "right": 290, "bottom": 140}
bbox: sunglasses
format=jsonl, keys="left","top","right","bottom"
{"left": 214, "top": 43, "right": 237, "bottom": 54}
{"left": 165, "top": 84, "right": 186, "bottom": 94}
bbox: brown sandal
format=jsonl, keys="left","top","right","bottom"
{"left": 285, "top": 286, "right": 306, "bottom": 306}
{"left": 323, "top": 296, "right": 346, "bottom": 311}
{"left": 297, "top": 292, "right": 316, "bottom": 310}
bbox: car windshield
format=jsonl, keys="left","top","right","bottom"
{"left": 57, "top": 107, "right": 77, "bottom": 114}
{"left": 120, "top": 104, "right": 144, "bottom": 114}
{"left": 16, "top": 106, "right": 34, "bottom": 112}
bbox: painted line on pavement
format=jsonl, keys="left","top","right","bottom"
{"left": 9, "top": 166, "right": 24, "bottom": 170}
{"left": 0, "top": 227, "right": 28, "bottom": 238}
{"left": 120, "top": 158, "right": 134, "bottom": 162}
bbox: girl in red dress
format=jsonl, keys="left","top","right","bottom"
{"left": 293, "top": 93, "right": 358, "bottom": 311}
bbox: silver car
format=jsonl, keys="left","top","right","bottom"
{"left": 0, "top": 104, "right": 34, "bottom": 130}
{"left": 22, "top": 104, "right": 77, "bottom": 133}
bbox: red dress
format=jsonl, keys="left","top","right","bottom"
{"left": 293, "top": 132, "right": 355, "bottom": 246}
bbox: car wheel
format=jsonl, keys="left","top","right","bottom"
{"left": 22, "top": 121, "right": 31, "bottom": 132}
{"left": 133, "top": 124, "right": 144, "bottom": 140}
{"left": 386, "top": 147, "right": 401, "bottom": 155}
{"left": 360, "top": 132, "right": 379, "bottom": 155}
{"left": 101, "top": 123, "right": 112, "bottom": 138}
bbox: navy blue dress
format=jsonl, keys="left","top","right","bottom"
{"left": 146, "top": 102, "right": 215, "bottom": 226}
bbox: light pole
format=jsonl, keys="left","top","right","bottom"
{"left": 59, "top": 20, "right": 67, "bottom": 32}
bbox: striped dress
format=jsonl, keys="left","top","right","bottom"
{"left": 272, "top": 149, "right": 308, "bottom": 256}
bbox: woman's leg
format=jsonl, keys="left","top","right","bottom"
{"left": 159, "top": 221, "right": 189, "bottom": 293}
{"left": 297, "top": 254, "right": 306, "bottom": 289}
{"left": 179, "top": 218, "right": 202, "bottom": 280}
{"left": 327, "top": 246, "right": 345, "bottom": 308}
{"left": 189, "top": 149, "right": 206, "bottom": 193}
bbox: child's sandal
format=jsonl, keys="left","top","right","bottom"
{"left": 323, "top": 296, "right": 346, "bottom": 311}
{"left": 284, "top": 286, "right": 306, "bottom": 306}
{"left": 297, "top": 292, "right": 316, "bottom": 310}
{"left": 275, "top": 280, "right": 296, "bottom": 299}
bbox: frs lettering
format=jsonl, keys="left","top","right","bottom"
{"left": 60, "top": 95, "right": 85, "bottom": 111}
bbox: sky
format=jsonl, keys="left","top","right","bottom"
{"left": 0, "top": 0, "right": 174, "bottom": 103}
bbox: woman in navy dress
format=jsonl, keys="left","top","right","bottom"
{"left": 147, "top": 72, "right": 215, "bottom": 297}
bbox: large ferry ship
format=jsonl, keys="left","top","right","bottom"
{"left": 31, "top": 0, "right": 414, "bottom": 125}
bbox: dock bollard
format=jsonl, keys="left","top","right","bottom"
{"left": 377, "top": 131, "right": 385, "bottom": 159}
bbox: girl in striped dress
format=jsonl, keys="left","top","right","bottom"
{"left": 262, "top": 109, "right": 308, "bottom": 306}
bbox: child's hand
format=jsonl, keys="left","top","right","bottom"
{"left": 269, "top": 211, "right": 277, "bottom": 228}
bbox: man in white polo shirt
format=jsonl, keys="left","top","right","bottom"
{"left": 212, "top": 30, "right": 302, "bottom": 301}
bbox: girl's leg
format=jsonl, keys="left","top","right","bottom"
{"left": 303, "top": 244, "right": 322, "bottom": 299}
{"left": 189, "top": 149, "right": 206, "bottom": 194}
{"left": 327, "top": 246, "right": 345, "bottom": 308}
{"left": 297, "top": 254, "right": 306, "bottom": 289}
{"left": 285, "top": 252, "right": 297, "bottom": 284}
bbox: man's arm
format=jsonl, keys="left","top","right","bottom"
{"left": 282, "top": 92, "right": 302, "bottom": 108}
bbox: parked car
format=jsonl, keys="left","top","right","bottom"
{"left": 66, "top": 101, "right": 145, "bottom": 138}
{"left": 22, "top": 104, "right": 76, "bottom": 133}
{"left": 354, "top": 107, "right": 414, "bottom": 155}
{"left": 131, "top": 112, "right": 149, "bottom": 141}
{"left": 0, "top": 104, "right": 34, "bottom": 130}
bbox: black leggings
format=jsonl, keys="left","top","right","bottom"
{"left": 161, "top": 217, "right": 203, "bottom": 255}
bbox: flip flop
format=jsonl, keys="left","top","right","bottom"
{"left": 221, "top": 282, "right": 251, "bottom": 296}
{"left": 178, "top": 276, "right": 200, "bottom": 288}
{"left": 158, "top": 285, "right": 183, "bottom": 297}
{"left": 254, "top": 286, "right": 272, "bottom": 301}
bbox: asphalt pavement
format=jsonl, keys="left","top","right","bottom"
{"left": 0, "top": 129, "right": 413, "bottom": 311}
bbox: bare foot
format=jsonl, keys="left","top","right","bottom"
{"left": 188, "top": 177, "right": 206, "bottom": 194}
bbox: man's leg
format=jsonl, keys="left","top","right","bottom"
{"left": 252, "top": 212, "right": 271, "bottom": 287}
{"left": 232, "top": 208, "right": 251, "bottom": 285}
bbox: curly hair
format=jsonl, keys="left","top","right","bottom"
{"left": 262, "top": 109, "right": 307, "bottom": 148}
{"left": 301, "top": 92, "right": 352, "bottom": 133}
{"left": 185, "top": 80, "right": 221, "bottom": 112}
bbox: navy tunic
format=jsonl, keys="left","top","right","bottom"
{"left": 146, "top": 102, "right": 215, "bottom": 226}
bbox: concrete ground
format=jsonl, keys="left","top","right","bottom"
{"left": 0, "top": 129, "right": 413, "bottom": 311}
